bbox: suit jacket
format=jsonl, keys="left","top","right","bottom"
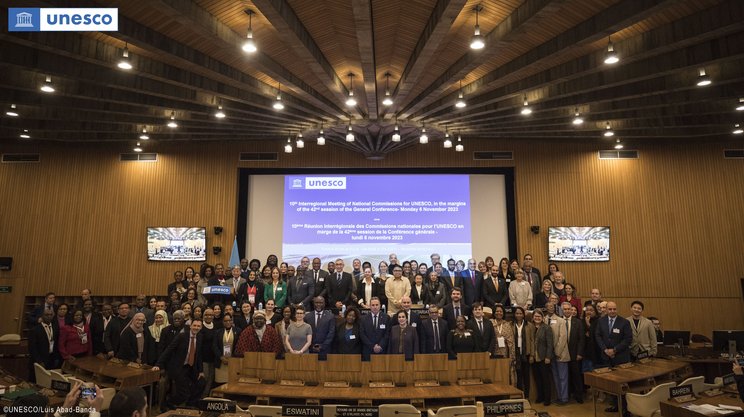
{"left": 442, "top": 303, "right": 472, "bottom": 331}
{"left": 87, "top": 312, "right": 106, "bottom": 355}
{"left": 359, "top": 311, "right": 390, "bottom": 358}
{"left": 103, "top": 316, "right": 129, "bottom": 354}
{"left": 460, "top": 269, "right": 484, "bottom": 306}
{"left": 212, "top": 327, "right": 241, "bottom": 368}
{"left": 333, "top": 323, "right": 362, "bottom": 354}
{"left": 532, "top": 323, "right": 554, "bottom": 362}
{"left": 28, "top": 304, "right": 57, "bottom": 328}
{"left": 566, "top": 317, "right": 585, "bottom": 361}
{"left": 29, "top": 321, "right": 60, "bottom": 368}
{"left": 595, "top": 315, "right": 632, "bottom": 365}
{"left": 305, "top": 269, "right": 329, "bottom": 299}
{"left": 547, "top": 314, "right": 569, "bottom": 362}
{"left": 441, "top": 271, "right": 464, "bottom": 296}
{"left": 158, "top": 324, "right": 185, "bottom": 357}
{"left": 467, "top": 318, "right": 496, "bottom": 354}
{"left": 225, "top": 277, "right": 246, "bottom": 305}
{"left": 326, "top": 272, "right": 354, "bottom": 307}
{"left": 387, "top": 325, "right": 419, "bottom": 359}
{"left": 304, "top": 310, "right": 336, "bottom": 354}
{"left": 627, "top": 316, "right": 658, "bottom": 357}
{"left": 287, "top": 275, "right": 315, "bottom": 309}
{"left": 130, "top": 307, "right": 155, "bottom": 325}
{"left": 513, "top": 321, "right": 535, "bottom": 362}
{"left": 482, "top": 276, "right": 508, "bottom": 310}
{"left": 410, "top": 285, "right": 429, "bottom": 305}
{"left": 420, "top": 318, "right": 448, "bottom": 354}
{"left": 116, "top": 326, "right": 157, "bottom": 365}
{"left": 424, "top": 282, "right": 448, "bottom": 308}
{"left": 157, "top": 331, "right": 204, "bottom": 375}
{"left": 356, "top": 279, "right": 386, "bottom": 308}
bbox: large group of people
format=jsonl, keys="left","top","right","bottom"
{"left": 25, "top": 252, "right": 691, "bottom": 411}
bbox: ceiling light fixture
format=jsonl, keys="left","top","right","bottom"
{"left": 604, "top": 36, "right": 619, "bottom": 65}
{"left": 19, "top": 129, "right": 30, "bottom": 139}
{"left": 455, "top": 134, "right": 464, "bottom": 152}
{"left": 455, "top": 80, "right": 467, "bottom": 108}
{"left": 614, "top": 139, "right": 624, "bottom": 150}
{"left": 520, "top": 95, "right": 532, "bottom": 115}
{"left": 696, "top": 68, "right": 711, "bottom": 87}
{"left": 273, "top": 84, "right": 285, "bottom": 110}
{"left": 139, "top": 128, "right": 149, "bottom": 140}
{"left": 296, "top": 132, "right": 304, "bottom": 148}
{"left": 736, "top": 98, "right": 744, "bottom": 111}
{"left": 40, "top": 75, "right": 55, "bottom": 93}
{"left": 382, "top": 72, "right": 394, "bottom": 106}
{"left": 167, "top": 111, "right": 178, "bottom": 128}
{"left": 317, "top": 123, "right": 325, "bottom": 145}
{"left": 242, "top": 10, "right": 257, "bottom": 53}
{"left": 572, "top": 107, "right": 584, "bottom": 125}
{"left": 443, "top": 130, "right": 452, "bottom": 148}
{"left": 117, "top": 43, "right": 133, "bottom": 70}
{"left": 346, "top": 122, "right": 355, "bottom": 142}
{"left": 6, "top": 104, "right": 19, "bottom": 117}
{"left": 284, "top": 135, "right": 293, "bottom": 153}
{"left": 734, "top": 124, "right": 743, "bottom": 135}
{"left": 469, "top": 5, "right": 485, "bottom": 50}
{"left": 604, "top": 122, "right": 614, "bottom": 137}
{"left": 215, "top": 104, "right": 226, "bottom": 119}
{"left": 391, "top": 120, "right": 401, "bottom": 142}
{"left": 133, "top": 142, "right": 143, "bottom": 152}
{"left": 419, "top": 123, "right": 428, "bottom": 144}
{"left": 345, "top": 73, "right": 357, "bottom": 107}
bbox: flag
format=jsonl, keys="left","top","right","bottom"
{"left": 228, "top": 235, "right": 240, "bottom": 268}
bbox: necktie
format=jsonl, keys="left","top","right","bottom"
{"left": 471, "top": 270, "right": 475, "bottom": 284}
{"left": 433, "top": 321, "right": 440, "bottom": 351}
{"left": 337, "top": 273, "right": 341, "bottom": 283}
{"left": 316, "top": 312, "right": 321, "bottom": 327}
{"left": 478, "top": 320, "right": 483, "bottom": 333}
{"left": 407, "top": 311, "right": 410, "bottom": 324}
{"left": 455, "top": 306, "right": 460, "bottom": 318}
{"left": 187, "top": 335, "right": 196, "bottom": 366}
{"left": 494, "top": 277, "right": 499, "bottom": 292}
{"left": 315, "top": 271, "right": 319, "bottom": 282}
{"left": 567, "top": 319, "right": 571, "bottom": 340}
{"left": 373, "top": 315, "right": 377, "bottom": 329}
{"left": 609, "top": 317, "right": 615, "bottom": 330}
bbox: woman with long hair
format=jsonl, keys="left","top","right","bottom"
{"left": 531, "top": 309, "right": 554, "bottom": 406}
{"left": 263, "top": 266, "right": 287, "bottom": 308}
{"left": 512, "top": 307, "right": 534, "bottom": 398}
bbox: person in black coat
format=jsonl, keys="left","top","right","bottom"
{"left": 447, "top": 316, "right": 480, "bottom": 358}
{"left": 305, "top": 258, "right": 329, "bottom": 300}
{"left": 460, "top": 259, "right": 484, "bottom": 306}
{"left": 104, "top": 303, "right": 131, "bottom": 357}
{"left": 28, "top": 310, "right": 61, "bottom": 380}
{"left": 359, "top": 297, "right": 389, "bottom": 360}
{"left": 420, "top": 306, "right": 448, "bottom": 354}
{"left": 237, "top": 271, "right": 265, "bottom": 310}
{"left": 28, "top": 292, "right": 57, "bottom": 328}
{"left": 158, "top": 311, "right": 186, "bottom": 356}
{"left": 562, "top": 302, "right": 586, "bottom": 403}
{"left": 595, "top": 301, "right": 632, "bottom": 413}
{"left": 304, "top": 297, "right": 336, "bottom": 354}
{"left": 410, "top": 274, "right": 430, "bottom": 305}
{"left": 287, "top": 272, "right": 314, "bottom": 311}
{"left": 399, "top": 296, "right": 422, "bottom": 329}
{"left": 442, "top": 288, "right": 471, "bottom": 331}
{"left": 388, "top": 311, "right": 419, "bottom": 360}
{"left": 200, "top": 308, "right": 218, "bottom": 397}
{"left": 213, "top": 313, "right": 241, "bottom": 369}
{"left": 356, "top": 269, "right": 386, "bottom": 309}
{"left": 333, "top": 307, "right": 362, "bottom": 354}
{"left": 327, "top": 260, "right": 354, "bottom": 310}
{"left": 116, "top": 313, "right": 157, "bottom": 365}
{"left": 153, "top": 319, "right": 205, "bottom": 409}
{"left": 467, "top": 303, "right": 496, "bottom": 354}
{"left": 482, "top": 269, "right": 508, "bottom": 310}
{"left": 82, "top": 299, "right": 106, "bottom": 356}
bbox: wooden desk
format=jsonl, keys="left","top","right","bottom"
{"left": 62, "top": 356, "right": 160, "bottom": 389}
{"left": 0, "top": 340, "right": 29, "bottom": 381}
{"left": 660, "top": 394, "right": 744, "bottom": 417}
{"left": 584, "top": 359, "right": 692, "bottom": 417}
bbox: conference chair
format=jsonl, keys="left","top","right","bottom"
{"left": 96, "top": 387, "right": 117, "bottom": 412}
{"left": 626, "top": 382, "right": 676, "bottom": 417}
{"left": 49, "top": 369, "right": 70, "bottom": 383}
{"left": 713, "top": 377, "right": 727, "bottom": 387}
{"left": 678, "top": 376, "right": 719, "bottom": 395}
{"left": 428, "top": 405, "right": 478, "bottom": 417}
{"left": 379, "top": 404, "right": 422, "bottom": 417}
{"left": 249, "top": 405, "right": 283, "bottom": 417}
{"left": 33, "top": 363, "right": 52, "bottom": 388}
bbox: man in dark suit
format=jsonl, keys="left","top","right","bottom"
{"left": 159, "top": 310, "right": 186, "bottom": 356}
{"left": 420, "top": 306, "right": 448, "bottom": 354}
{"left": 29, "top": 310, "right": 60, "bottom": 380}
{"left": 304, "top": 297, "right": 335, "bottom": 355}
{"left": 213, "top": 313, "right": 241, "bottom": 370}
{"left": 287, "top": 270, "right": 315, "bottom": 310}
{"left": 359, "top": 297, "right": 389, "bottom": 360}
{"left": 443, "top": 288, "right": 471, "bottom": 331}
{"left": 461, "top": 258, "right": 484, "bottom": 306}
{"left": 399, "top": 296, "right": 422, "bottom": 329}
{"left": 441, "top": 259, "right": 464, "bottom": 296}
{"left": 28, "top": 292, "right": 57, "bottom": 328}
{"left": 483, "top": 266, "right": 508, "bottom": 310}
{"left": 305, "top": 258, "right": 329, "bottom": 300}
{"left": 153, "top": 319, "right": 205, "bottom": 409}
{"left": 326, "top": 259, "right": 354, "bottom": 310}
{"left": 595, "top": 301, "right": 632, "bottom": 412}
{"left": 82, "top": 299, "right": 106, "bottom": 356}
{"left": 131, "top": 294, "right": 155, "bottom": 325}
{"left": 562, "top": 302, "right": 585, "bottom": 403}
{"left": 104, "top": 302, "right": 131, "bottom": 357}
{"left": 468, "top": 303, "right": 495, "bottom": 354}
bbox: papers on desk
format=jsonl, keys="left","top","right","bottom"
{"left": 684, "top": 403, "right": 743, "bottom": 415}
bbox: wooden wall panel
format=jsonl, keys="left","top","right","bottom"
{"left": 1, "top": 137, "right": 742, "bottom": 335}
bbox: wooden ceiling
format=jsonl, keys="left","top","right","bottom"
{"left": 1, "top": 0, "right": 743, "bottom": 156}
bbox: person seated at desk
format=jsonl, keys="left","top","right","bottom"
{"left": 285, "top": 307, "right": 312, "bottom": 354}
{"left": 447, "top": 315, "right": 479, "bottom": 358}
{"left": 388, "top": 310, "right": 419, "bottom": 360}
{"left": 234, "top": 310, "right": 283, "bottom": 356}
{"left": 627, "top": 300, "right": 657, "bottom": 359}
{"left": 59, "top": 309, "right": 93, "bottom": 361}
{"left": 334, "top": 306, "right": 362, "bottom": 354}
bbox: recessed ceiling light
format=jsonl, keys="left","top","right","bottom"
{"left": 734, "top": 124, "right": 743, "bottom": 135}
{"left": 6, "top": 104, "right": 19, "bottom": 117}
{"left": 40, "top": 75, "right": 55, "bottom": 93}
{"left": 19, "top": 129, "right": 30, "bottom": 139}
{"left": 696, "top": 68, "right": 711, "bottom": 87}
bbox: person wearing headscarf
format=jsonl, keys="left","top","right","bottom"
{"left": 116, "top": 312, "right": 157, "bottom": 365}
{"left": 148, "top": 310, "right": 170, "bottom": 352}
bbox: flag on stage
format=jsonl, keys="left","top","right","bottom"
{"left": 228, "top": 235, "right": 240, "bottom": 267}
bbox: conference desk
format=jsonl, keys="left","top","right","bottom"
{"left": 658, "top": 345, "right": 732, "bottom": 383}
{"left": 660, "top": 394, "right": 744, "bottom": 417}
{"left": 62, "top": 356, "right": 161, "bottom": 406}
{"left": 584, "top": 359, "right": 692, "bottom": 417}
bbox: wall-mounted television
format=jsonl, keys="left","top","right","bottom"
{"left": 548, "top": 226, "right": 610, "bottom": 262}
{"left": 147, "top": 227, "right": 206, "bottom": 261}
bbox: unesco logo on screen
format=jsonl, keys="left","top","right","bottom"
{"left": 8, "top": 8, "right": 118, "bottom": 32}
{"left": 305, "top": 177, "right": 347, "bottom": 189}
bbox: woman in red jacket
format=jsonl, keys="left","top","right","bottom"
{"left": 59, "top": 309, "right": 92, "bottom": 361}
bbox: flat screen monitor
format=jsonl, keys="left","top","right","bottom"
{"left": 663, "top": 330, "right": 691, "bottom": 346}
{"left": 548, "top": 227, "right": 610, "bottom": 262}
{"left": 712, "top": 330, "right": 744, "bottom": 351}
{"left": 147, "top": 227, "right": 206, "bottom": 261}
